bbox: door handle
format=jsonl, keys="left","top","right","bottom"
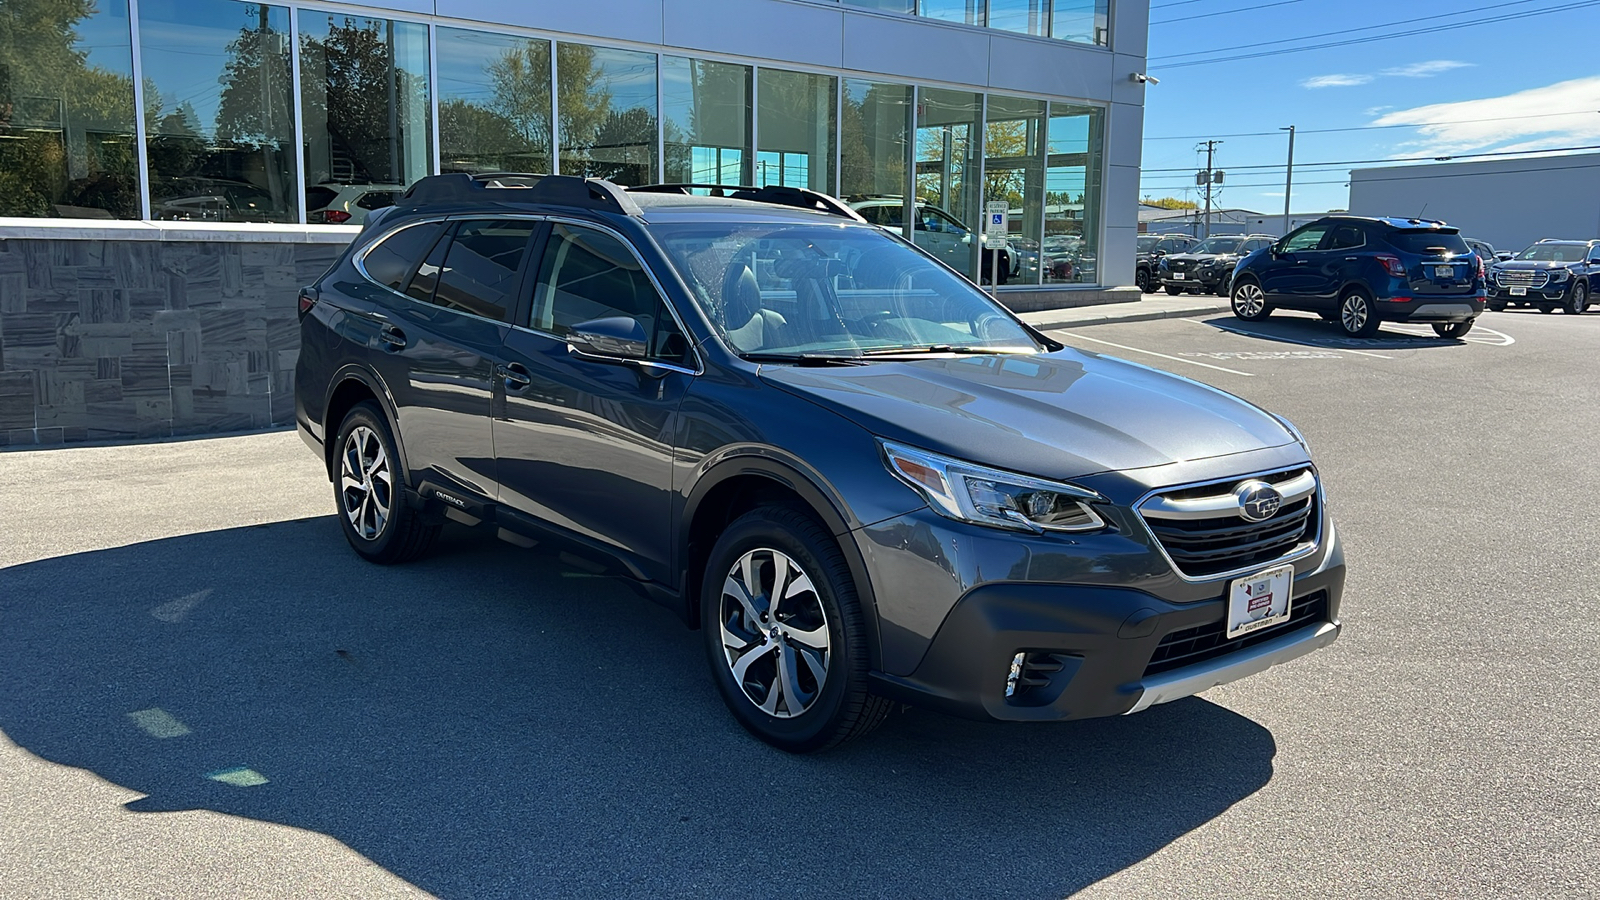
{"left": 497, "top": 363, "right": 532, "bottom": 390}
{"left": 378, "top": 325, "right": 407, "bottom": 351}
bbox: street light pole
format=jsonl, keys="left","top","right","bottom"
{"left": 1281, "top": 125, "right": 1296, "bottom": 236}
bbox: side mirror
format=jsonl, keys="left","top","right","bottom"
{"left": 567, "top": 316, "right": 649, "bottom": 361}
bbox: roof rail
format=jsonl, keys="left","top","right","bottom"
{"left": 399, "top": 172, "right": 643, "bottom": 216}
{"left": 632, "top": 183, "right": 867, "bottom": 223}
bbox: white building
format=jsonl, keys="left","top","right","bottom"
{"left": 1348, "top": 152, "right": 1600, "bottom": 253}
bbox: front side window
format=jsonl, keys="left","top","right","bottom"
{"left": 650, "top": 221, "right": 1043, "bottom": 357}
{"left": 1281, "top": 226, "right": 1329, "bottom": 253}
{"left": 530, "top": 223, "right": 688, "bottom": 361}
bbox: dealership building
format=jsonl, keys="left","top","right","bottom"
{"left": 0, "top": 0, "right": 1150, "bottom": 445}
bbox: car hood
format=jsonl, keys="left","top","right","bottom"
{"left": 1497, "top": 260, "right": 1576, "bottom": 270}
{"left": 759, "top": 350, "right": 1295, "bottom": 481}
{"left": 1165, "top": 252, "right": 1238, "bottom": 264}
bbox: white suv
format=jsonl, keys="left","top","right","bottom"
{"left": 848, "top": 197, "right": 1018, "bottom": 284}
{"left": 306, "top": 183, "right": 406, "bottom": 225}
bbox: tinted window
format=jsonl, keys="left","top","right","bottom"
{"left": 429, "top": 220, "right": 537, "bottom": 322}
{"left": 306, "top": 186, "right": 339, "bottom": 210}
{"left": 356, "top": 191, "right": 398, "bottom": 211}
{"left": 1281, "top": 226, "right": 1328, "bottom": 253}
{"left": 1326, "top": 225, "right": 1365, "bottom": 251}
{"left": 363, "top": 222, "right": 443, "bottom": 291}
{"left": 531, "top": 224, "right": 688, "bottom": 361}
{"left": 1517, "top": 242, "right": 1588, "bottom": 262}
{"left": 1388, "top": 229, "right": 1470, "bottom": 256}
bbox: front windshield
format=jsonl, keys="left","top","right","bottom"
{"left": 1192, "top": 237, "right": 1243, "bottom": 254}
{"left": 1518, "top": 243, "right": 1587, "bottom": 262}
{"left": 1137, "top": 236, "right": 1159, "bottom": 253}
{"left": 649, "top": 221, "right": 1043, "bottom": 358}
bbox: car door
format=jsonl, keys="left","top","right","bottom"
{"left": 1314, "top": 223, "right": 1368, "bottom": 310}
{"left": 1258, "top": 223, "right": 1331, "bottom": 308}
{"left": 362, "top": 218, "right": 534, "bottom": 503}
{"left": 491, "top": 220, "right": 697, "bottom": 585}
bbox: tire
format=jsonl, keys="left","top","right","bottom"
{"left": 1486, "top": 299, "right": 1506, "bottom": 312}
{"left": 1164, "top": 284, "right": 1183, "bottom": 296}
{"left": 1537, "top": 303, "right": 1556, "bottom": 314}
{"left": 1433, "top": 320, "right": 1474, "bottom": 338}
{"left": 1230, "top": 280, "right": 1272, "bottom": 321}
{"left": 701, "top": 506, "right": 891, "bottom": 753}
{"left": 1338, "top": 289, "right": 1381, "bottom": 338}
{"left": 1136, "top": 269, "right": 1152, "bottom": 293}
{"left": 332, "top": 402, "right": 439, "bottom": 564}
{"left": 1563, "top": 281, "right": 1589, "bottom": 315}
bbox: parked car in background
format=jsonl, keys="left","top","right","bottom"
{"left": 1229, "top": 216, "right": 1484, "bottom": 338}
{"left": 849, "top": 196, "right": 1018, "bottom": 284}
{"left": 1157, "top": 234, "right": 1276, "bottom": 296}
{"left": 295, "top": 173, "right": 1344, "bottom": 753}
{"left": 307, "top": 183, "right": 406, "bottom": 225}
{"left": 1464, "top": 238, "right": 1511, "bottom": 265}
{"left": 153, "top": 178, "right": 280, "bottom": 223}
{"left": 1486, "top": 239, "right": 1600, "bottom": 315}
{"left": 1136, "top": 233, "right": 1199, "bottom": 293}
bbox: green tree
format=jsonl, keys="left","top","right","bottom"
{"left": 1143, "top": 196, "right": 1198, "bottom": 210}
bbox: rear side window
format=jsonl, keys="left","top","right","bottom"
{"left": 306, "top": 186, "right": 339, "bottom": 210}
{"left": 1388, "top": 230, "right": 1469, "bottom": 256}
{"left": 362, "top": 222, "right": 443, "bottom": 292}
{"left": 1325, "top": 225, "right": 1365, "bottom": 251}
{"left": 428, "top": 219, "right": 538, "bottom": 322}
{"left": 357, "top": 191, "right": 397, "bottom": 211}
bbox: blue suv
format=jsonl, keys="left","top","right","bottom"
{"left": 1229, "top": 216, "right": 1485, "bottom": 338}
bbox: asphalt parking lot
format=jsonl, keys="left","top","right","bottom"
{"left": 2, "top": 307, "right": 1597, "bottom": 899}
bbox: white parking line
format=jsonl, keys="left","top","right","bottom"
{"left": 1191, "top": 319, "right": 1396, "bottom": 359}
{"left": 1053, "top": 330, "right": 1256, "bottom": 376}
{"left": 1385, "top": 322, "right": 1516, "bottom": 346}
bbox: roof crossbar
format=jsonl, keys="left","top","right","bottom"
{"left": 632, "top": 183, "right": 866, "bottom": 223}
{"left": 399, "top": 172, "right": 643, "bottom": 216}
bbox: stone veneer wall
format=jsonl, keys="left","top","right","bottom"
{"left": 0, "top": 222, "right": 357, "bottom": 447}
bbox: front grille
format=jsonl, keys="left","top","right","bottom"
{"left": 1167, "top": 259, "right": 1191, "bottom": 271}
{"left": 1496, "top": 270, "right": 1548, "bottom": 288}
{"left": 1143, "top": 591, "right": 1328, "bottom": 677}
{"left": 1139, "top": 468, "right": 1319, "bottom": 579}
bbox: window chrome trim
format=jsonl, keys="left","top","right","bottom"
{"left": 1131, "top": 464, "right": 1325, "bottom": 585}
{"left": 353, "top": 214, "right": 532, "bottom": 329}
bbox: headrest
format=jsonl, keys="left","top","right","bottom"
{"left": 720, "top": 263, "right": 761, "bottom": 326}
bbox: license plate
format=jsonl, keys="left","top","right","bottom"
{"left": 1510, "top": 286, "right": 1527, "bottom": 296}
{"left": 1171, "top": 272, "right": 1185, "bottom": 280}
{"left": 1226, "top": 565, "right": 1294, "bottom": 639}
{"left": 1434, "top": 266, "right": 1454, "bottom": 279}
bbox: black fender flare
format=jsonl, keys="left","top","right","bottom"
{"left": 321, "top": 364, "right": 413, "bottom": 488}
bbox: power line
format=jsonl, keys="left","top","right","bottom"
{"left": 1140, "top": 142, "right": 1600, "bottom": 173}
{"left": 1144, "top": 110, "right": 1600, "bottom": 141}
{"left": 1152, "top": 0, "right": 1313, "bottom": 26}
{"left": 1141, "top": 161, "right": 1600, "bottom": 190}
{"left": 1152, "top": 0, "right": 1600, "bottom": 68}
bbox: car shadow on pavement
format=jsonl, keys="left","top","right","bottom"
{"left": 1200, "top": 312, "right": 1484, "bottom": 348}
{"left": 0, "top": 517, "right": 1276, "bottom": 899}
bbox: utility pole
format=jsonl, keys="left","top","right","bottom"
{"left": 1281, "top": 125, "right": 1296, "bottom": 236}
{"left": 1197, "top": 140, "right": 1221, "bottom": 238}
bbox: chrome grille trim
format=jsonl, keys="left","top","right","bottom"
{"left": 1496, "top": 270, "right": 1549, "bottom": 288}
{"left": 1135, "top": 466, "right": 1323, "bottom": 583}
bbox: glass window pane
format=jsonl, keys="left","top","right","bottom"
{"left": 1044, "top": 103, "right": 1102, "bottom": 285}
{"left": 0, "top": 0, "right": 138, "bottom": 218}
{"left": 663, "top": 57, "right": 750, "bottom": 185}
{"left": 300, "top": 14, "right": 431, "bottom": 219}
{"left": 841, "top": 0, "right": 915, "bottom": 12}
{"left": 988, "top": 0, "right": 1048, "bottom": 35}
{"left": 755, "top": 68, "right": 835, "bottom": 193}
{"left": 919, "top": 0, "right": 981, "bottom": 26}
{"left": 531, "top": 222, "right": 659, "bottom": 338}
{"left": 363, "top": 220, "right": 441, "bottom": 291}
{"left": 841, "top": 79, "right": 911, "bottom": 238}
{"left": 437, "top": 28, "right": 551, "bottom": 177}
{"left": 1051, "top": 0, "right": 1109, "bottom": 46}
{"left": 985, "top": 95, "right": 1045, "bottom": 285}
{"left": 557, "top": 44, "right": 656, "bottom": 185}
{"left": 915, "top": 87, "right": 981, "bottom": 280}
{"left": 431, "top": 219, "right": 535, "bottom": 322}
{"left": 140, "top": 0, "right": 296, "bottom": 223}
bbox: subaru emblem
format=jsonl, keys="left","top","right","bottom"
{"left": 1235, "top": 481, "right": 1284, "bottom": 522}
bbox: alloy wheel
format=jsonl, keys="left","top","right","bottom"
{"left": 340, "top": 425, "right": 392, "bottom": 540}
{"left": 1233, "top": 283, "right": 1266, "bottom": 318}
{"left": 718, "top": 548, "right": 831, "bottom": 719}
{"left": 1571, "top": 283, "right": 1589, "bottom": 314}
{"left": 1341, "top": 295, "right": 1369, "bottom": 334}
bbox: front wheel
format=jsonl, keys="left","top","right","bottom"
{"left": 702, "top": 506, "right": 891, "bottom": 753}
{"left": 1338, "top": 290, "right": 1381, "bottom": 337}
{"left": 332, "top": 402, "right": 439, "bottom": 564}
{"left": 1136, "top": 269, "right": 1152, "bottom": 293}
{"left": 1433, "top": 320, "right": 1474, "bottom": 339}
{"left": 1230, "top": 280, "right": 1272, "bottom": 321}
{"left": 1564, "top": 281, "right": 1589, "bottom": 314}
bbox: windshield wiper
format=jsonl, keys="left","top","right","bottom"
{"left": 857, "top": 345, "right": 1031, "bottom": 357}
{"left": 741, "top": 351, "right": 868, "bottom": 367}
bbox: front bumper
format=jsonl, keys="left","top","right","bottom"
{"left": 866, "top": 530, "right": 1345, "bottom": 723}
{"left": 1489, "top": 282, "right": 1570, "bottom": 302}
{"left": 1161, "top": 268, "right": 1226, "bottom": 289}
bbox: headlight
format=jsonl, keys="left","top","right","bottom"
{"left": 881, "top": 442, "right": 1108, "bottom": 533}
{"left": 1550, "top": 268, "right": 1569, "bottom": 281}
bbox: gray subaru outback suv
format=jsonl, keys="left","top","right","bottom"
{"left": 295, "top": 174, "right": 1344, "bottom": 752}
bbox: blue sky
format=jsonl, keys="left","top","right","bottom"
{"left": 1140, "top": 0, "right": 1600, "bottom": 216}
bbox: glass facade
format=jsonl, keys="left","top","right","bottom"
{"left": 0, "top": 4, "right": 1111, "bottom": 286}
{"left": 0, "top": 0, "right": 138, "bottom": 218}
{"left": 840, "top": 0, "right": 1108, "bottom": 45}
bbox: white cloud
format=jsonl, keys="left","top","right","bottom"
{"left": 1380, "top": 60, "right": 1474, "bottom": 78}
{"left": 1365, "top": 105, "right": 1394, "bottom": 116}
{"left": 1372, "top": 76, "right": 1600, "bottom": 157}
{"left": 1303, "top": 74, "right": 1373, "bottom": 89}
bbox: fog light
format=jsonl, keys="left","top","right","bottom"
{"left": 1005, "top": 651, "right": 1027, "bottom": 698}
